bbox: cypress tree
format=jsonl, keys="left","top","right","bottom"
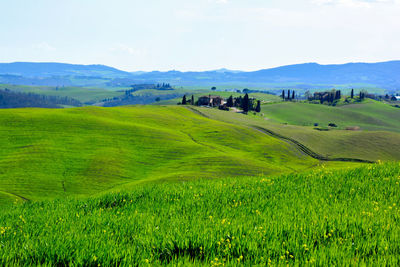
{"left": 287, "top": 90, "right": 291, "bottom": 100}
{"left": 292, "top": 90, "right": 295, "bottom": 100}
{"left": 282, "top": 90, "right": 285, "bottom": 100}
{"left": 335, "top": 90, "right": 341, "bottom": 100}
{"left": 351, "top": 89, "right": 354, "bottom": 99}
{"left": 182, "top": 95, "right": 187, "bottom": 105}
{"left": 191, "top": 95, "right": 194, "bottom": 105}
{"left": 227, "top": 95, "right": 233, "bottom": 107}
{"left": 255, "top": 100, "right": 261, "bottom": 112}
{"left": 242, "top": 93, "right": 249, "bottom": 113}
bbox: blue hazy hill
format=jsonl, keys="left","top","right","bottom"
{"left": 0, "top": 61, "right": 399, "bottom": 89}
{"left": 0, "top": 62, "right": 131, "bottom": 78}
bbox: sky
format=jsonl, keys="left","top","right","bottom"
{"left": 0, "top": 0, "right": 399, "bottom": 71}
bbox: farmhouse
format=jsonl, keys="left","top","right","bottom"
{"left": 395, "top": 96, "right": 400, "bottom": 101}
{"left": 198, "top": 95, "right": 224, "bottom": 106}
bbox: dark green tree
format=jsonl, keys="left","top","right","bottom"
{"left": 292, "top": 90, "right": 295, "bottom": 100}
{"left": 282, "top": 90, "right": 285, "bottom": 100}
{"left": 359, "top": 91, "right": 366, "bottom": 100}
{"left": 182, "top": 95, "right": 187, "bottom": 105}
{"left": 191, "top": 95, "right": 194, "bottom": 105}
{"left": 335, "top": 90, "right": 341, "bottom": 100}
{"left": 242, "top": 93, "right": 249, "bottom": 113}
{"left": 351, "top": 89, "right": 354, "bottom": 99}
{"left": 237, "top": 96, "right": 242, "bottom": 107}
{"left": 287, "top": 90, "right": 291, "bottom": 100}
{"left": 211, "top": 87, "right": 216, "bottom": 91}
{"left": 227, "top": 95, "right": 234, "bottom": 107}
{"left": 255, "top": 100, "right": 261, "bottom": 112}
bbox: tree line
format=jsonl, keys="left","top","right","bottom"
{"left": 308, "top": 90, "right": 342, "bottom": 104}
{"left": 123, "top": 83, "right": 173, "bottom": 95}
{"left": 0, "top": 89, "right": 82, "bottom": 108}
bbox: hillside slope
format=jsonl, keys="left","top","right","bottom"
{"left": 0, "top": 106, "right": 318, "bottom": 205}
{"left": 261, "top": 100, "right": 400, "bottom": 132}
{"left": 191, "top": 103, "right": 400, "bottom": 162}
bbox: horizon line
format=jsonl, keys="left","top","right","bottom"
{"left": 0, "top": 59, "right": 399, "bottom": 73}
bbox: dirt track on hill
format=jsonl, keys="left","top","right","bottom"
{"left": 184, "top": 106, "right": 375, "bottom": 164}
{"left": 251, "top": 126, "right": 375, "bottom": 163}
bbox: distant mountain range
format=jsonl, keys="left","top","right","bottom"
{"left": 0, "top": 62, "right": 131, "bottom": 78}
{"left": 0, "top": 61, "right": 399, "bottom": 90}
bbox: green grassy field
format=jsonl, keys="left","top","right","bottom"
{"left": 0, "top": 105, "right": 322, "bottom": 205}
{"left": 1, "top": 101, "right": 399, "bottom": 265}
{"left": 0, "top": 162, "right": 399, "bottom": 265}
{"left": 261, "top": 100, "right": 400, "bottom": 132}
{"left": 189, "top": 100, "right": 400, "bottom": 162}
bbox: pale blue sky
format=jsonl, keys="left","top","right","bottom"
{"left": 0, "top": 0, "right": 399, "bottom": 71}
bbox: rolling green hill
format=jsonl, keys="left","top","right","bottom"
{"left": 0, "top": 162, "right": 399, "bottom": 265}
{"left": 261, "top": 100, "right": 400, "bottom": 132}
{"left": 191, "top": 102, "right": 400, "bottom": 162}
{"left": 0, "top": 106, "right": 322, "bottom": 205}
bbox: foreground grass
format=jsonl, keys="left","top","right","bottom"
{"left": 1, "top": 162, "right": 399, "bottom": 265}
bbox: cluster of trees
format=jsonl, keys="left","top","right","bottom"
{"left": 226, "top": 94, "right": 261, "bottom": 113}
{"left": 156, "top": 83, "right": 172, "bottom": 89}
{"left": 242, "top": 88, "right": 275, "bottom": 95}
{"left": 353, "top": 92, "right": 399, "bottom": 102}
{"left": 384, "top": 94, "right": 399, "bottom": 101}
{"left": 358, "top": 90, "right": 366, "bottom": 100}
{"left": 347, "top": 89, "right": 367, "bottom": 102}
{"left": 281, "top": 90, "right": 296, "bottom": 101}
{"left": 308, "top": 90, "right": 342, "bottom": 104}
{"left": 103, "top": 90, "right": 181, "bottom": 106}
{"left": 180, "top": 93, "right": 261, "bottom": 113}
{"left": 123, "top": 83, "right": 173, "bottom": 95}
{"left": 181, "top": 95, "right": 195, "bottom": 105}
{"left": 0, "top": 89, "right": 82, "bottom": 108}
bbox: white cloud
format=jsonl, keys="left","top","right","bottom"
{"left": 32, "top": 42, "right": 56, "bottom": 51}
{"left": 109, "top": 44, "right": 147, "bottom": 57}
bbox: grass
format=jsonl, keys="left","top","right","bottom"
{"left": 0, "top": 162, "right": 399, "bottom": 265}
{"left": 190, "top": 104, "right": 400, "bottom": 162}
{"left": 0, "top": 105, "right": 321, "bottom": 205}
{"left": 261, "top": 100, "right": 400, "bottom": 132}
{"left": 0, "top": 84, "right": 124, "bottom": 103}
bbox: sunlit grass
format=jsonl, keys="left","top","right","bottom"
{"left": 0, "top": 162, "right": 399, "bottom": 265}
